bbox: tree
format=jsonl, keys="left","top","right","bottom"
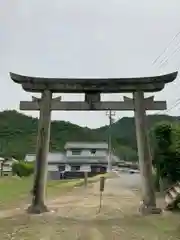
{"left": 151, "top": 122, "right": 180, "bottom": 191}
{"left": 114, "top": 145, "right": 138, "bottom": 162}
{"left": 12, "top": 161, "right": 34, "bottom": 177}
{"left": 0, "top": 110, "right": 178, "bottom": 161}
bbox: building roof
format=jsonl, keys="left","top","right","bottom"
{"left": 67, "top": 155, "right": 119, "bottom": 164}
{"left": 25, "top": 152, "right": 119, "bottom": 164}
{"left": 64, "top": 142, "right": 108, "bottom": 150}
{"left": 67, "top": 156, "right": 107, "bottom": 164}
{"left": 10, "top": 72, "right": 178, "bottom": 93}
{"left": 25, "top": 152, "right": 66, "bottom": 163}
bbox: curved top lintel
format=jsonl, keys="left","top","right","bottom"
{"left": 9, "top": 71, "right": 178, "bottom": 85}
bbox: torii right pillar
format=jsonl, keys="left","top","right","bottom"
{"left": 133, "top": 91, "right": 161, "bottom": 214}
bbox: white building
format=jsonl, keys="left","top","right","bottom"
{"left": 0, "top": 157, "right": 18, "bottom": 176}
{"left": 25, "top": 141, "right": 119, "bottom": 180}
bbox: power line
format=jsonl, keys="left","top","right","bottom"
{"left": 151, "top": 30, "right": 180, "bottom": 116}
{"left": 157, "top": 44, "right": 180, "bottom": 69}
{"left": 156, "top": 96, "right": 180, "bottom": 115}
{"left": 164, "top": 98, "right": 180, "bottom": 114}
{"left": 168, "top": 99, "right": 180, "bottom": 113}
{"left": 152, "top": 31, "right": 180, "bottom": 65}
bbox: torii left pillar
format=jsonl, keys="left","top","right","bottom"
{"left": 27, "top": 90, "right": 52, "bottom": 214}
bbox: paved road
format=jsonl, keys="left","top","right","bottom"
{"left": 112, "top": 172, "right": 141, "bottom": 189}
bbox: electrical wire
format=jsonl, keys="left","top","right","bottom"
{"left": 165, "top": 99, "right": 180, "bottom": 114}
{"left": 158, "top": 44, "right": 180, "bottom": 69}
{"left": 156, "top": 94, "right": 180, "bottom": 115}
{"left": 152, "top": 31, "right": 180, "bottom": 65}
{"left": 151, "top": 29, "right": 180, "bottom": 116}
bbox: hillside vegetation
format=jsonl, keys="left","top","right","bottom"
{"left": 0, "top": 110, "right": 179, "bottom": 160}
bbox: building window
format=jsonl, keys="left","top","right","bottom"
{"left": 71, "top": 149, "right": 81, "bottom": 155}
{"left": 71, "top": 166, "right": 80, "bottom": 171}
{"left": 90, "top": 149, "right": 96, "bottom": 154}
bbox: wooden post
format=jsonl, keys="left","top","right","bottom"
{"left": 133, "top": 91, "right": 161, "bottom": 214}
{"left": 0, "top": 162, "right": 3, "bottom": 177}
{"left": 98, "top": 176, "right": 105, "bottom": 213}
{"left": 27, "top": 90, "right": 52, "bottom": 214}
{"left": 84, "top": 172, "right": 88, "bottom": 187}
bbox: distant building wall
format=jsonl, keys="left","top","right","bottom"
{"left": 48, "top": 171, "right": 61, "bottom": 180}
{"left": 2, "top": 160, "right": 16, "bottom": 172}
{"left": 0, "top": 159, "right": 18, "bottom": 176}
{"left": 80, "top": 164, "right": 91, "bottom": 172}
{"left": 47, "top": 164, "right": 58, "bottom": 171}
{"left": 66, "top": 149, "right": 107, "bottom": 157}
{"left": 25, "top": 155, "right": 35, "bottom": 162}
{"left": 47, "top": 164, "right": 107, "bottom": 180}
{"left": 24, "top": 142, "right": 112, "bottom": 180}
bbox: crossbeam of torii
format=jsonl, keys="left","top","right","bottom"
{"left": 20, "top": 95, "right": 166, "bottom": 111}
{"left": 10, "top": 71, "right": 178, "bottom": 215}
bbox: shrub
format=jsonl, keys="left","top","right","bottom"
{"left": 12, "top": 161, "right": 34, "bottom": 177}
{"left": 151, "top": 122, "right": 180, "bottom": 191}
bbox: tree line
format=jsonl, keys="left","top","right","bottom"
{"left": 0, "top": 110, "right": 179, "bottom": 164}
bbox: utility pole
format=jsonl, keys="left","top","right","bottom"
{"left": 106, "top": 110, "right": 116, "bottom": 172}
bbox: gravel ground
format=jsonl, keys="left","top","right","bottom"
{"left": 0, "top": 174, "right": 180, "bottom": 239}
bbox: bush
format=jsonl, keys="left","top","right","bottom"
{"left": 151, "top": 122, "right": 180, "bottom": 190}
{"left": 12, "top": 161, "right": 34, "bottom": 177}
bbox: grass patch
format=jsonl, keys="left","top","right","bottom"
{"left": 0, "top": 176, "right": 32, "bottom": 209}
{"left": 0, "top": 173, "right": 109, "bottom": 210}
{"left": 47, "top": 173, "right": 111, "bottom": 196}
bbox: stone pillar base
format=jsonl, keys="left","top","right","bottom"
{"left": 27, "top": 203, "right": 49, "bottom": 214}
{"left": 139, "top": 203, "right": 162, "bottom": 215}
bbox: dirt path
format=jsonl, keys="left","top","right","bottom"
{"left": 47, "top": 178, "right": 140, "bottom": 220}
{"left": 0, "top": 176, "right": 140, "bottom": 220}
{"left": 0, "top": 176, "right": 180, "bottom": 239}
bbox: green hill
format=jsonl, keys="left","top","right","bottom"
{"left": 98, "top": 115, "right": 180, "bottom": 149}
{"left": 0, "top": 110, "right": 179, "bottom": 161}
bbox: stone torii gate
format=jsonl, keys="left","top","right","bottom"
{"left": 10, "top": 71, "right": 178, "bottom": 214}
